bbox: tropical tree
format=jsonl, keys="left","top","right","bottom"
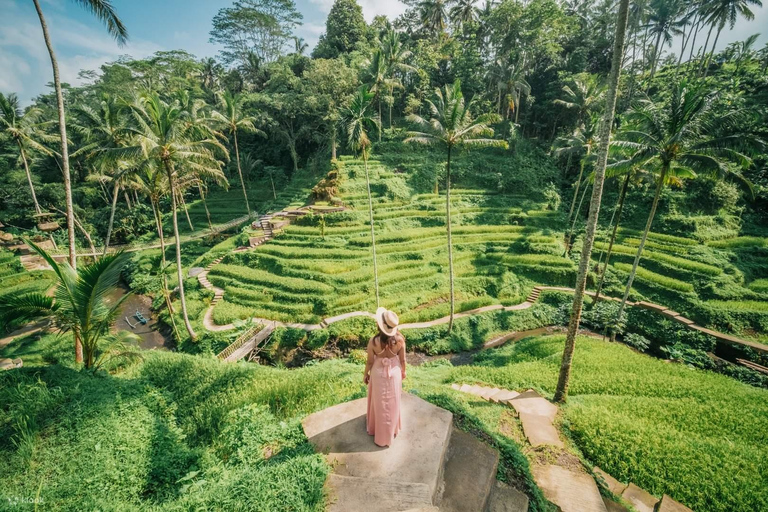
{"left": 486, "top": 57, "right": 530, "bottom": 127}
{"left": 382, "top": 30, "right": 415, "bottom": 129}
{"left": 125, "top": 93, "right": 228, "bottom": 341}
{"left": 450, "top": 0, "right": 480, "bottom": 28}
{"left": 200, "top": 57, "right": 223, "bottom": 90}
{"left": 364, "top": 49, "right": 395, "bottom": 142}
{"left": 419, "top": 0, "right": 450, "bottom": 34}
{"left": 0, "top": 92, "right": 57, "bottom": 216}
{"left": 32, "top": 0, "right": 128, "bottom": 271}
{"left": 0, "top": 241, "right": 137, "bottom": 369}
{"left": 609, "top": 81, "right": 762, "bottom": 339}
{"left": 405, "top": 80, "right": 505, "bottom": 333}
{"left": 645, "top": 0, "right": 685, "bottom": 79}
{"left": 700, "top": 0, "right": 762, "bottom": 77}
{"left": 553, "top": 75, "right": 605, "bottom": 125}
{"left": 71, "top": 93, "right": 133, "bottom": 254}
{"left": 211, "top": 90, "right": 263, "bottom": 217}
{"left": 344, "top": 86, "right": 382, "bottom": 307}
{"left": 554, "top": 0, "right": 631, "bottom": 403}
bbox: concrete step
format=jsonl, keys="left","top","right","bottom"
{"left": 480, "top": 387, "right": 502, "bottom": 400}
{"left": 326, "top": 474, "right": 433, "bottom": 512}
{"left": 459, "top": 384, "right": 473, "bottom": 393}
{"left": 518, "top": 412, "right": 563, "bottom": 448}
{"left": 467, "top": 385, "right": 488, "bottom": 397}
{"left": 532, "top": 465, "right": 608, "bottom": 512}
{"left": 602, "top": 497, "right": 630, "bottom": 512}
{"left": 302, "top": 393, "right": 453, "bottom": 501}
{"left": 485, "top": 480, "right": 529, "bottom": 512}
{"left": 620, "top": 483, "right": 658, "bottom": 512}
{"left": 657, "top": 494, "right": 693, "bottom": 512}
{"left": 489, "top": 389, "right": 520, "bottom": 403}
{"left": 593, "top": 467, "right": 627, "bottom": 496}
{"left": 509, "top": 393, "right": 558, "bottom": 422}
{"left": 438, "top": 429, "right": 499, "bottom": 512}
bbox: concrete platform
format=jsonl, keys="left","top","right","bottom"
{"left": 326, "top": 474, "right": 433, "bottom": 512}
{"left": 532, "top": 465, "right": 608, "bottom": 512}
{"left": 438, "top": 430, "right": 499, "bottom": 512}
{"left": 302, "top": 393, "right": 453, "bottom": 500}
{"left": 488, "top": 389, "right": 519, "bottom": 403}
{"left": 486, "top": 480, "right": 529, "bottom": 512}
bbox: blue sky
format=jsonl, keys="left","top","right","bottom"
{"left": 1, "top": 0, "right": 765, "bottom": 105}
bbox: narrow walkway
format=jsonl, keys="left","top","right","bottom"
{"left": 450, "top": 384, "right": 694, "bottom": 512}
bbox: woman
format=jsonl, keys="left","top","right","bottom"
{"left": 364, "top": 307, "right": 406, "bottom": 447}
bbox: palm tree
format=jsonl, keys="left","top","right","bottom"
{"left": 125, "top": 93, "right": 228, "bottom": 341}
{"left": 646, "top": 0, "right": 686, "bottom": 79}
{"left": 405, "top": 81, "right": 505, "bottom": 333}
{"left": 365, "top": 49, "right": 395, "bottom": 142}
{"left": 0, "top": 241, "right": 137, "bottom": 369}
{"left": 345, "top": 86, "right": 382, "bottom": 307}
{"left": 0, "top": 92, "right": 57, "bottom": 215}
{"left": 32, "top": 0, "right": 128, "bottom": 271}
{"left": 419, "top": 0, "right": 450, "bottom": 34}
{"left": 71, "top": 93, "right": 133, "bottom": 254}
{"left": 486, "top": 58, "right": 530, "bottom": 129}
{"left": 293, "top": 37, "right": 309, "bottom": 55}
{"left": 553, "top": 75, "right": 606, "bottom": 125}
{"left": 554, "top": 0, "right": 631, "bottom": 403}
{"left": 730, "top": 33, "right": 760, "bottom": 75}
{"left": 450, "top": 0, "right": 480, "bottom": 29}
{"left": 699, "top": 0, "right": 762, "bottom": 77}
{"left": 609, "top": 81, "right": 762, "bottom": 339}
{"left": 200, "top": 58, "right": 222, "bottom": 90}
{"left": 382, "top": 30, "right": 415, "bottom": 129}
{"left": 211, "top": 90, "right": 263, "bottom": 217}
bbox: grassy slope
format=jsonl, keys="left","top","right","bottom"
{"left": 2, "top": 331, "right": 765, "bottom": 511}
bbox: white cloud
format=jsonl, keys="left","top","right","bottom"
{"left": 0, "top": 1, "right": 160, "bottom": 105}
{"left": 308, "top": 0, "right": 407, "bottom": 22}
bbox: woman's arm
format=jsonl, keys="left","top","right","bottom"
{"left": 398, "top": 336, "right": 407, "bottom": 379}
{"left": 364, "top": 337, "right": 375, "bottom": 384}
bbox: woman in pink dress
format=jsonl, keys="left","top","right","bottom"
{"left": 364, "top": 307, "right": 406, "bottom": 447}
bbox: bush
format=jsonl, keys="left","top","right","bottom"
{"left": 624, "top": 333, "right": 651, "bottom": 352}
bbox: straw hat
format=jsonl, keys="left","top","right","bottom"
{"left": 375, "top": 307, "right": 400, "bottom": 337}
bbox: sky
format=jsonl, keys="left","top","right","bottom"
{"left": 1, "top": 0, "right": 765, "bottom": 105}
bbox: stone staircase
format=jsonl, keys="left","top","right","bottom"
{"left": 301, "top": 393, "right": 529, "bottom": 512}
{"left": 524, "top": 287, "right": 542, "bottom": 303}
{"left": 451, "top": 384, "right": 694, "bottom": 512}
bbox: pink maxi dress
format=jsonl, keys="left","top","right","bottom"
{"left": 366, "top": 337, "right": 403, "bottom": 447}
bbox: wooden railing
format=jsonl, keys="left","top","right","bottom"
{"left": 217, "top": 324, "right": 262, "bottom": 360}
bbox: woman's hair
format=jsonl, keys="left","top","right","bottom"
{"left": 377, "top": 331, "right": 401, "bottom": 348}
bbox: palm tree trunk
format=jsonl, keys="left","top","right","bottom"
{"left": 18, "top": 143, "right": 42, "bottom": 214}
{"left": 198, "top": 184, "right": 213, "bottom": 231}
{"left": 389, "top": 84, "right": 394, "bottom": 129}
{"left": 687, "top": 19, "right": 700, "bottom": 63}
{"left": 331, "top": 126, "right": 337, "bottom": 160}
{"left": 164, "top": 162, "right": 197, "bottom": 341}
{"left": 233, "top": 129, "right": 251, "bottom": 217}
{"left": 594, "top": 173, "right": 630, "bottom": 302}
{"left": 567, "top": 159, "right": 586, "bottom": 224}
{"left": 703, "top": 26, "right": 723, "bottom": 78}
{"left": 270, "top": 175, "right": 277, "bottom": 200}
{"left": 103, "top": 181, "right": 120, "bottom": 255}
{"left": 151, "top": 198, "right": 180, "bottom": 340}
{"left": 650, "top": 31, "right": 663, "bottom": 79}
{"left": 74, "top": 328, "right": 84, "bottom": 368}
{"left": 124, "top": 190, "right": 132, "bottom": 209}
{"left": 565, "top": 180, "right": 591, "bottom": 255}
{"left": 363, "top": 149, "right": 380, "bottom": 307}
{"left": 612, "top": 166, "right": 668, "bottom": 341}
{"left": 697, "top": 24, "right": 715, "bottom": 76}
{"left": 446, "top": 145, "right": 455, "bottom": 334}
{"left": 32, "top": 0, "right": 76, "bottom": 275}
{"left": 179, "top": 190, "right": 194, "bottom": 231}
{"left": 554, "top": 0, "right": 630, "bottom": 403}
{"left": 378, "top": 95, "right": 382, "bottom": 142}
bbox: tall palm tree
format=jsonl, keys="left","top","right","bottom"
{"left": 125, "top": 93, "right": 228, "bottom": 341}
{"left": 32, "top": 0, "right": 128, "bottom": 271}
{"left": 382, "top": 30, "right": 415, "bottom": 129}
{"left": 553, "top": 75, "right": 606, "bottom": 125}
{"left": 365, "top": 49, "right": 395, "bottom": 142}
{"left": 405, "top": 81, "right": 505, "bottom": 333}
{"left": 210, "top": 90, "right": 263, "bottom": 217}
{"left": 345, "top": 86, "right": 382, "bottom": 307}
{"left": 450, "top": 0, "right": 480, "bottom": 29}
{"left": 609, "top": 82, "right": 762, "bottom": 339}
{"left": 0, "top": 92, "right": 57, "bottom": 215}
{"left": 71, "top": 93, "right": 132, "bottom": 254}
{"left": 486, "top": 58, "right": 530, "bottom": 127}
{"left": 700, "top": 0, "right": 762, "bottom": 77}
{"left": 419, "top": 0, "right": 450, "bottom": 34}
{"left": 200, "top": 58, "right": 222, "bottom": 90}
{"left": 554, "top": 0, "right": 631, "bottom": 403}
{"left": 0, "top": 241, "right": 137, "bottom": 369}
{"left": 645, "top": 0, "right": 686, "bottom": 79}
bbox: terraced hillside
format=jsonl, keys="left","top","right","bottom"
{"left": 203, "top": 151, "right": 768, "bottom": 347}
{"left": 206, "top": 156, "right": 571, "bottom": 325}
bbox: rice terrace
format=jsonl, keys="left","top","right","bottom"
{"left": 1, "top": 0, "right": 767, "bottom": 511}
